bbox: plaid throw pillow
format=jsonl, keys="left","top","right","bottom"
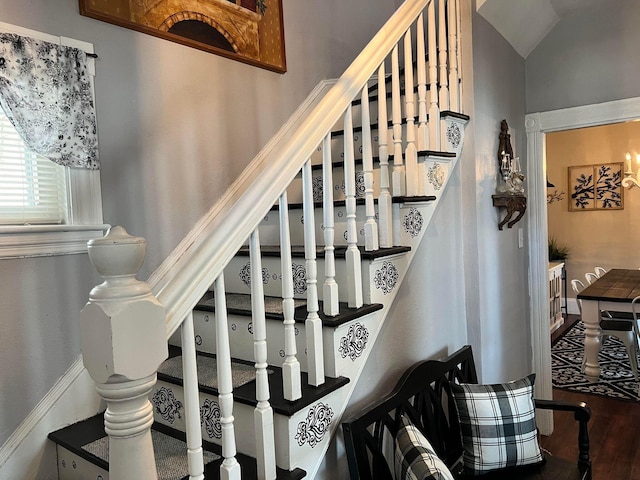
{"left": 394, "top": 415, "right": 455, "bottom": 480}
{"left": 449, "top": 374, "right": 543, "bottom": 475}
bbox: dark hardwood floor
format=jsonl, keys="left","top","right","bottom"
{"left": 541, "top": 314, "right": 640, "bottom": 479}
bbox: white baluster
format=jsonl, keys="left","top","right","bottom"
{"left": 214, "top": 275, "right": 241, "bottom": 480}
{"left": 404, "top": 28, "right": 418, "bottom": 197}
{"left": 302, "top": 160, "right": 326, "bottom": 386}
{"left": 456, "top": 0, "right": 463, "bottom": 113}
{"left": 438, "top": 0, "right": 450, "bottom": 111}
{"left": 393, "top": 203, "right": 402, "bottom": 247}
{"left": 344, "top": 107, "right": 364, "bottom": 308}
{"left": 361, "top": 85, "right": 379, "bottom": 251}
{"left": 448, "top": 0, "right": 460, "bottom": 112}
{"left": 416, "top": 13, "right": 429, "bottom": 152}
{"left": 279, "top": 192, "right": 302, "bottom": 400}
{"left": 80, "top": 226, "right": 167, "bottom": 480}
{"left": 249, "top": 230, "right": 276, "bottom": 480}
{"left": 391, "top": 44, "right": 405, "bottom": 197}
{"left": 428, "top": 0, "right": 441, "bottom": 150}
{"left": 377, "top": 62, "right": 393, "bottom": 248}
{"left": 181, "top": 312, "right": 205, "bottom": 480}
{"left": 322, "top": 134, "right": 340, "bottom": 316}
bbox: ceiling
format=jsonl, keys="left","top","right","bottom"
{"left": 477, "top": 0, "right": 613, "bottom": 58}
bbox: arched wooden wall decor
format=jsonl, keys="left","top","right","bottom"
{"left": 79, "top": 0, "right": 286, "bottom": 73}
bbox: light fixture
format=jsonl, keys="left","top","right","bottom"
{"left": 623, "top": 152, "right": 640, "bottom": 189}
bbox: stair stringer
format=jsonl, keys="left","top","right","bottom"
{"left": 293, "top": 137, "right": 466, "bottom": 479}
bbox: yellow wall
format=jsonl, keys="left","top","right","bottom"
{"left": 547, "top": 121, "right": 640, "bottom": 303}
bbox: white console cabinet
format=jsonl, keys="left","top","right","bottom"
{"left": 548, "top": 262, "right": 565, "bottom": 334}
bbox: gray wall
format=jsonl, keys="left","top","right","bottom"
{"left": 527, "top": 0, "right": 640, "bottom": 113}
{"left": 465, "top": 6, "right": 530, "bottom": 382}
{"left": 0, "top": 255, "right": 99, "bottom": 444}
{"left": 0, "top": 0, "right": 398, "bottom": 448}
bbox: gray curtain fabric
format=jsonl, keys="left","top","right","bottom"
{"left": 0, "top": 33, "right": 99, "bottom": 169}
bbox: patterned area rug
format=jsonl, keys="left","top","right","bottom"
{"left": 552, "top": 321, "right": 640, "bottom": 401}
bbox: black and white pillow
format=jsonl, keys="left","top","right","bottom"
{"left": 449, "top": 374, "right": 543, "bottom": 475}
{"left": 394, "top": 415, "right": 455, "bottom": 480}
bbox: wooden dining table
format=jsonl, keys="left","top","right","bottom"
{"left": 576, "top": 268, "right": 640, "bottom": 382}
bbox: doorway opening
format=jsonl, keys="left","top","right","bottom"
{"left": 526, "top": 96, "right": 640, "bottom": 435}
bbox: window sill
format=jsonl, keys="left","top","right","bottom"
{"left": 0, "top": 224, "right": 110, "bottom": 259}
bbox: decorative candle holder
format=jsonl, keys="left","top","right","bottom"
{"left": 497, "top": 152, "right": 525, "bottom": 195}
{"left": 496, "top": 120, "right": 525, "bottom": 195}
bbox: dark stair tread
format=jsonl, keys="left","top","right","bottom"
{"left": 329, "top": 118, "right": 411, "bottom": 138}
{"left": 158, "top": 349, "right": 350, "bottom": 417}
{"left": 235, "top": 244, "right": 411, "bottom": 260}
{"left": 360, "top": 56, "right": 463, "bottom": 99}
{"left": 329, "top": 113, "right": 467, "bottom": 138}
{"left": 49, "top": 414, "right": 111, "bottom": 471}
{"left": 440, "top": 110, "right": 470, "bottom": 121}
{"left": 196, "top": 290, "right": 383, "bottom": 328}
{"left": 305, "top": 149, "right": 456, "bottom": 172}
{"left": 392, "top": 195, "right": 437, "bottom": 204}
{"left": 358, "top": 53, "right": 447, "bottom": 97}
{"left": 329, "top": 117, "right": 421, "bottom": 138}
{"left": 269, "top": 195, "right": 436, "bottom": 211}
{"left": 351, "top": 78, "right": 445, "bottom": 107}
{"left": 49, "top": 414, "right": 305, "bottom": 480}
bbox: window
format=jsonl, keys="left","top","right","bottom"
{"left": 0, "top": 109, "right": 68, "bottom": 225}
{"left": 0, "top": 22, "right": 107, "bottom": 258}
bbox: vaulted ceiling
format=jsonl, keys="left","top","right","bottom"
{"left": 477, "top": 0, "right": 613, "bottom": 58}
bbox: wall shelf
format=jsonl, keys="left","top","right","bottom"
{"left": 492, "top": 194, "right": 526, "bottom": 230}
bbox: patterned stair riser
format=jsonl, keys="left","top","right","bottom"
{"left": 223, "top": 252, "right": 409, "bottom": 306}
{"left": 260, "top": 187, "right": 448, "bottom": 252}
{"left": 149, "top": 379, "right": 348, "bottom": 471}
{"left": 285, "top": 164, "right": 383, "bottom": 206}
{"left": 362, "top": 253, "right": 410, "bottom": 305}
{"left": 441, "top": 115, "right": 466, "bottom": 155}
{"left": 308, "top": 124, "right": 384, "bottom": 167}
{"left": 169, "top": 309, "right": 380, "bottom": 379}
{"left": 259, "top": 202, "right": 381, "bottom": 248}
{"left": 277, "top": 152, "right": 454, "bottom": 239}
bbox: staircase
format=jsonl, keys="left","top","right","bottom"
{"left": 47, "top": 0, "right": 469, "bottom": 478}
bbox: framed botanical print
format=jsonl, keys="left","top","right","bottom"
{"left": 79, "top": 0, "right": 286, "bottom": 73}
{"left": 568, "top": 162, "right": 623, "bottom": 211}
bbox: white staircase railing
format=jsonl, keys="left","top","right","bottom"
{"left": 79, "top": 0, "right": 463, "bottom": 478}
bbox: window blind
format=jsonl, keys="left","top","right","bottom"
{"left": 0, "top": 109, "right": 67, "bottom": 225}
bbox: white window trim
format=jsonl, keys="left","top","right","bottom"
{"left": 0, "top": 22, "right": 108, "bottom": 259}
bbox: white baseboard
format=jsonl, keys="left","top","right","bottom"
{"left": 0, "top": 356, "right": 102, "bottom": 479}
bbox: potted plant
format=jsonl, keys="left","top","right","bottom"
{"left": 548, "top": 236, "right": 570, "bottom": 261}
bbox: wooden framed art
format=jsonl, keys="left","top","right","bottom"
{"left": 79, "top": 0, "right": 286, "bottom": 73}
{"left": 568, "top": 162, "right": 623, "bottom": 211}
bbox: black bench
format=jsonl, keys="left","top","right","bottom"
{"left": 342, "top": 345, "right": 591, "bottom": 480}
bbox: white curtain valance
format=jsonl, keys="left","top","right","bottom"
{"left": 0, "top": 33, "right": 99, "bottom": 169}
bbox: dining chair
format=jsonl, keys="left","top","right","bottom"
{"left": 594, "top": 266, "right": 607, "bottom": 278}
{"left": 572, "top": 279, "right": 639, "bottom": 380}
{"left": 632, "top": 295, "right": 640, "bottom": 345}
{"left": 585, "top": 272, "right": 599, "bottom": 285}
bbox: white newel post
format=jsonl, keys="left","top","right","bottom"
{"left": 80, "top": 226, "right": 168, "bottom": 480}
